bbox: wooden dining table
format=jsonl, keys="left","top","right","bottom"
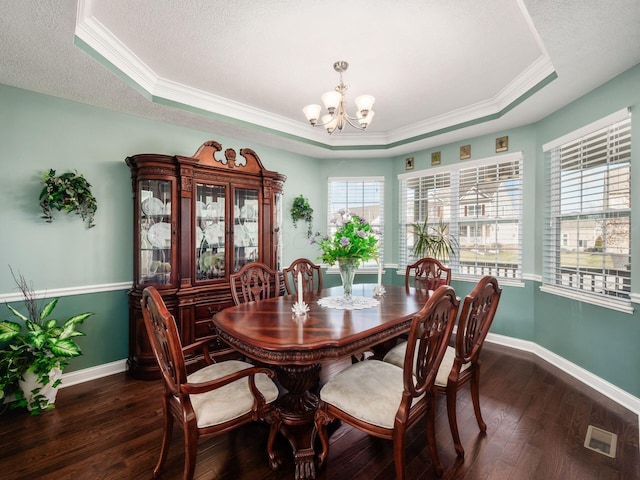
{"left": 212, "top": 283, "right": 430, "bottom": 480}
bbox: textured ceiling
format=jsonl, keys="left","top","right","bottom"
{"left": 1, "top": 0, "right": 639, "bottom": 158}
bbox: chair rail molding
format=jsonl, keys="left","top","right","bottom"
{"left": 0, "top": 281, "right": 132, "bottom": 303}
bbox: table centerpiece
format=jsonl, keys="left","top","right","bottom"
{"left": 311, "top": 209, "right": 379, "bottom": 301}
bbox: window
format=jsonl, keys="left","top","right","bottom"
{"left": 327, "top": 177, "right": 384, "bottom": 268}
{"left": 543, "top": 109, "right": 631, "bottom": 305}
{"left": 399, "top": 153, "right": 523, "bottom": 280}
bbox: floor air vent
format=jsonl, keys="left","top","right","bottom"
{"left": 584, "top": 425, "right": 617, "bottom": 458}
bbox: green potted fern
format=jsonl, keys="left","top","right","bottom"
{"left": 0, "top": 270, "right": 93, "bottom": 414}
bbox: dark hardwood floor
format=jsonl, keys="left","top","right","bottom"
{"left": 1, "top": 344, "right": 638, "bottom": 480}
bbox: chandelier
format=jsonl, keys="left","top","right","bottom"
{"left": 303, "top": 61, "right": 375, "bottom": 134}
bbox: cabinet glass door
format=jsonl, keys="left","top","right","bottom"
{"left": 233, "top": 187, "right": 259, "bottom": 271}
{"left": 139, "top": 179, "right": 173, "bottom": 286}
{"left": 195, "top": 183, "right": 227, "bottom": 281}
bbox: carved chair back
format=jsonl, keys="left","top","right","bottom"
{"left": 455, "top": 275, "right": 502, "bottom": 367}
{"left": 230, "top": 262, "right": 283, "bottom": 305}
{"left": 141, "top": 286, "right": 187, "bottom": 396}
{"left": 283, "top": 257, "right": 323, "bottom": 295}
{"left": 405, "top": 257, "right": 452, "bottom": 291}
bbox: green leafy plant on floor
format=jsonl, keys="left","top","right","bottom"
{"left": 0, "top": 268, "right": 93, "bottom": 414}
{"left": 39, "top": 169, "right": 98, "bottom": 228}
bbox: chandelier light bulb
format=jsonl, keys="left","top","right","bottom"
{"left": 357, "top": 110, "right": 375, "bottom": 128}
{"left": 355, "top": 95, "right": 375, "bottom": 117}
{"left": 303, "top": 104, "right": 322, "bottom": 125}
{"left": 321, "top": 91, "right": 341, "bottom": 113}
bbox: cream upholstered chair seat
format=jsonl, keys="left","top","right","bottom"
{"left": 319, "top": 359, "right": 421, "bottom": 429}
{"left": 188, "top": 360, "right": 279, "bottom": 428}
{"left": 383, "top": 343, "right": 471, "bottom": 387}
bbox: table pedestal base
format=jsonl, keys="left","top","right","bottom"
{"left": 273, "top": 363, "right": 321, "bottom": 480}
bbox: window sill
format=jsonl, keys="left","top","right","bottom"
{"left": 539, "top": 285, "right": 634, "bottom": 314}
{"left": 452, "top": 274, "right": 525, "bottom": 288}
{"left": 393, "top": 270, "right": 525, "bottom": 288}
{"left": 325, "top": 267, "right": 382, "bottom": 275}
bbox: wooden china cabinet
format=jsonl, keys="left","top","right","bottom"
{"left": 126, "top": 141, "right": 286, "bottom": 379}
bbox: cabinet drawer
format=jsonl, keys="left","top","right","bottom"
{"left": 195, "top": 318, "right": 217, "bottom": 339}
{"left": 194, "top": 300, "right": 233, "bottom": 322}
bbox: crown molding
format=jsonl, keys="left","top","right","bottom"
{"left": 74, "top": 0, "right": 556, "bottom": 154}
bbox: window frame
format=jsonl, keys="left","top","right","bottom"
{"left": 326, "top": 176, "right": 385, "bottom": 271}
{"left": 541, "top": 108, "right": 632, "bottom": 313}
{"left": 398, "top": 152, "right": 523, "bottom": 283}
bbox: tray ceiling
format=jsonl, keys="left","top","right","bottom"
{"left": 2, "top": 0, "right": 639, "bottom": 158}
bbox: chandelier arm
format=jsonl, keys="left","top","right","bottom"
{"left": 306, "top": 110, "right": 367, "bottom": 131}
{"left": 309, "top": 114, "right": 337, "bottom": 128}
{"left": 343, "top": 115, "right": 367, "bottom": 130}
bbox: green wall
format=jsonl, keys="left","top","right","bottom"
{"left": 1, "top": 62, "right": 639, "bottom": 398}
{"left": 0, "top": 84, "right": 322, "bottom": 371}
{"left": 532, "top": 63, "right": 640, "bottom": 397}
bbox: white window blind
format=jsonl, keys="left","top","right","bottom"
{"left": 400, "top": 171, "right": 454, "bottom": 267}
{"left": 543, "top": 112, "right": 631, "bottom": 300}
{"left": 399, "top": 153, "right": 523, "bottom": 279}
{"left": 458, "top": 160, "right": 522, "bottom": 278}
{"left": 327, "top": 177, "right": 384, "bottom": 268}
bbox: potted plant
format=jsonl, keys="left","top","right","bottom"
{"left": 0, "top": 270, "right": 93, "bottom": 414}
{"left": 39, "top": 169, "right": 98, "bottom": 228}
{"left": 290, "top": 194, "right": 314, "bottom": 238}
{"left": 411, "top": 216, "right": 459, "bottom": 262}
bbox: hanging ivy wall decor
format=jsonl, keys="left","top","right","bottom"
{"left": 290, "top": 194, "right": 314, "bottom": 238}
{"left": 39, "top": 169, "right": 98, "bottom": 228}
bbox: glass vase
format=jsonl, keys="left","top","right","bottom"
{"left": 338, "top": 258, "right": 357, "bottom": 300}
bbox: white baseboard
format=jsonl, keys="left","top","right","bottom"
{"left": 60, "top": 359, "right": 128, "bottom": 388}
{"left": 485, "top": 333, "right": 640, "bottom": 418}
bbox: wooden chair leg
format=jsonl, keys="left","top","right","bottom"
{"left": 154, "top": 398, "right": 174, "bottom": 478}
{"left": 183, "top": 427, "right": 199, "bottom": 480}
{"left": 470, "top": 368, "right": 486, "bottom": 432}
{"left": 392, "top": 426, "right": 407, "bottom": 480}
{"left": 446, "top": 383, "right": 465, "bottom": 458}
{"left": 425, "top": 395, "right": 444, "bottom": 477}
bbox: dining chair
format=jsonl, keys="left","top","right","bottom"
{"left": 384, "top": 275, "right": 502, "bottom": 458}
{"left": 314, "top": 286, "right": 459, "bottom": 479}
{"left": 140, "top": 286, "right": 280, "bottom": 480}
{"left": 282, "top": 257, "right": 323, "bottom": 295}
{"left": 405, "top": 257, "right": 452, "bottom": 291}
{"left": 229, "top": 262, "right": 284, "bottom": 305}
